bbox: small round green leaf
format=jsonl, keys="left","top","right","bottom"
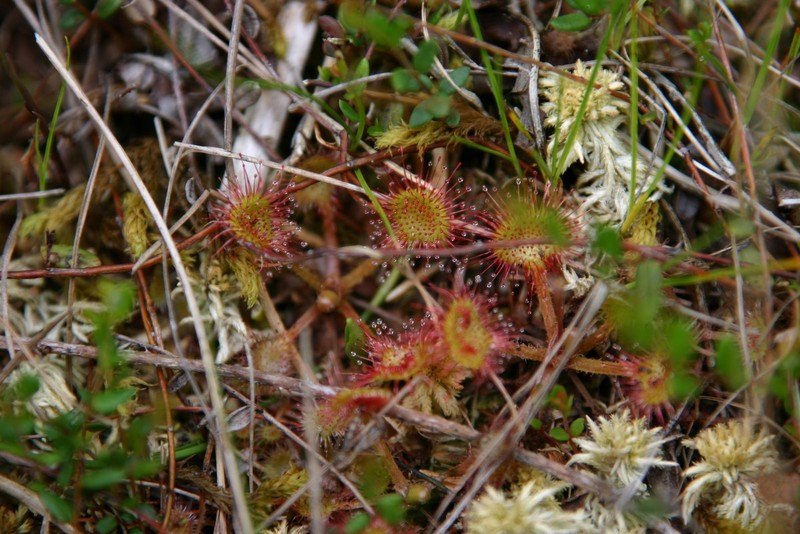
{"left": 39, "top": 490, "right": 73, "bottom": 523}
{"left": 714, "top": 335, "right": 747, "bottom": 390}
{"left": 97, "top": 0, "right": 123, "bottom": 19}
{"left": 550, "top": 12, "right": 592, "bottom": 32}
{"left": 96, "top": 516, "right": 118, "bottom": 534}
{"left": 413, "top": 40, "right": 438, "bottom": 73}
{"left": 566, "top": 0, "right": 607, "bottom": 16}
{"left": 14, "top": 374, "right": 40, "bottom": 400}
{"left": 570, "top": 417, "right": 586, "bottom": 436}
{"left": 376, "top": 493, "right": 406, "bottom": 525}
{"left": 391, "top": 69, "right": 421, "bottom": 93}
{"left": 549, "top": 427, "right": 571, "bottom": 442}
{"left": 345, "top": 512, "right": 370, "bottom": 534}
{"left": 593, "top": 226, "right": 623, "bottom": 258}
{"left": 409, "top": 104, "right": 434, "bottom": 128}
{"left": 91, "top": 388, "right": 136, "bottom": 415}
{"left": 422, "top": 94, "right": 451, "bottom": 119}
{"left": 81, "top": 468, "right": 126, "bottom": 490}
{"left": 445, "top": 108, "right": 461, "bottom": 127}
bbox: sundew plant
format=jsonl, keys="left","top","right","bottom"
{"left": 1, "top": 0, "right": 799, "bottom": 532}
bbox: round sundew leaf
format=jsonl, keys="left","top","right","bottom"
{"left": 442, "top": 298, "right": 494, "bottom": 369}
{"left": 386, "top": 187, "right": 453, "bottom": 247}
{"left": 226, "top": 193, "right": 280, "bottom": 249}
{"left": 490, "top": 193, "right": 573, "bottom": 279}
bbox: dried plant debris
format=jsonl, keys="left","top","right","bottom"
{"left": 1, "top": 1, "right": 799, "bottom": 532}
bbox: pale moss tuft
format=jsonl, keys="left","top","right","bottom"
{"left": 626, "top": 200, "right": 661, "bottom": 247}
{"left": 251, "top": 465, "right": 309, "bottom": 519}
{"left": 225, "top": 249, "right": 262, "bottom": 308}
{"left": 263, "top": 519, "right": 306, "bottom": 534}
{"left": 624, "top": 200, "right": 661, "bottom": 272}
{"left": 539, "top": 60, "right": 627, "bottom": 170}
{"left": 569, "top": 409, "right": 675, "bottom": 488}
{"left": 20, "top": 184, "right": 87, "bottom": 240}
{"left": 681, "top": 419, "right": 779, "bottom": 532}
{"left": 569, "top": 410, "right": 676, "bottom": 532}
{"left": 122, "top": 192, "right": 151, "bottom": 259}
{"left": 375, "top": 121, "right": 447, "bottom": 152}
{"left": 374, "top": 107, "right": 502, "bottom": 152}
{"left": 465, "top": 480, "right": 590, "bottom": 534}
{"left": 0, "top": 505, "right": 32, "bottom": 533}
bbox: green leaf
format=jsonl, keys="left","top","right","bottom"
{"left": 634, "top": 495, "right": 672, "bottom": 520}
{"left": 569, "top": 417, "right": 585, "bottom": 436}
{"left": 367, "top": 124, "right": 384, "bottom": 137}
{"left": 59, "top": 8, "right": 85, "bottom": 29}
{"left": 81, "top": 468, "right": 127, "bottom": 490}
{"left": 38, "top": 490, "right": 73, "bottom": 523}
{"left": 354, "top": 455, "right": 390, "bottom": 500}
{"left": 550, "top": 12, "right": 592, "bottom": 32}
{"left": 130, "top": 458, "right": 161, "bottom": 479}
{"left": 408, "top": 104, "right": 434, "bottom": 128}
{"left": 728, "top": 216, "right": 755, "bottom": 239}
{"left": 530, "top": 417, "right": 543, "bottom": 430}
{"left": 345, "top": 318, "right": 367, "bottom": 362}
{"left": 413, "top": 40, "right": 438, "bottom": 73}
{"left": 662, "top": 317, "right": 696, "bottom": 365}
{"left": 714, "top": 335, "right": 747, "bottom": 390}
{"left": 97, "top": 0, "right": 122, "bottom": 18}
{"left": 14, "top": 373, "right": 40, "bottom": 400}
{"left": 173, "top": 440, "right": 207, "bottom": 460}
{"left": 422, "top": 94, "right": 451, "bottom": 119}
{"left": 445, "top": 108, "right": 461, "bottom": 127}
{"left": 444, "top": 66, "right": 471, "bottom": 93}
{"left": 354, "top": 58, "right": 369, "bottom": 79}
{"left": 390, "top": 69, "right": 421, "bottom": 93}
{"left": 345, "top": 512, "right": 370, "bottom": 534}
{"left": 593, "top": 226, "right": 623, "bottom": 258}
{"left": 668, "top": 371, "right": 700, "bottom": 400}
{"left": 96, "top": 516, "right": 119, "bottom": 534}
{"left": 339, "top": 6, "right": 411, "bottom": 48}
{"left": 339, "top": 100, "right": 360, "bottom": 123}
{"left": 634, "top": 261, "right": 663, "bottom": 325}
{"left": 376, "top": 493, "right": 405, "bottom": 526}
{"left": 549, "top": 427, "right": 571, "bottom": 442}
{"left": 546, "top": 384, "right": 572, "bottom": 413}
{"left": 98, "top": 279, "right": 135, "bottom": 324}
{"left": 91, "top": 388, "right": 136, "bottom": 415}
{"left": 566, "top": 0, "right": 607, "bottom": 16}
